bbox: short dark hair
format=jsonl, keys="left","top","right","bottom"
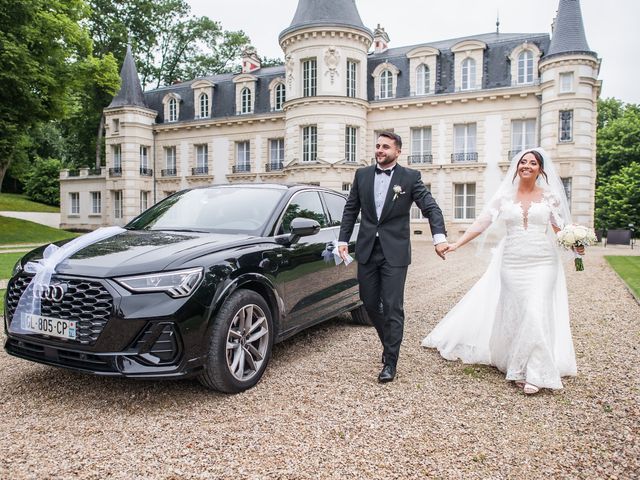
{"left": 377, "top": 131, "right": 402, "bottom": 149}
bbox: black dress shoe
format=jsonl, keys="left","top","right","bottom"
{"left": 378, "top": 364, "right": 396, "bottom": 383}
{"left": 381, "top": 354, "right": 386, "bottom": 364}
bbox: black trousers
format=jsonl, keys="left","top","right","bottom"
{"left": 357, "top": 238, "right": 408, "bottom": 367}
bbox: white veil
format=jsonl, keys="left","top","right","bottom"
{"left": 471, "top": 147, "right": 572, "bottom": 260}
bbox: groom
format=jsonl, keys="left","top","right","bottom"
{"left": 338, "top": 132, "right": 448, "bottom": 383}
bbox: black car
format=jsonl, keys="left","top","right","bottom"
{"left": 4, "top": 184, "right": 368, "bottom": 393}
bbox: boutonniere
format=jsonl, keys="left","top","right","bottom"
{"left": 392, "top": 185, "right": 405, "bottom": 201}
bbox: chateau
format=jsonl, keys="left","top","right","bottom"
{"left": 59, "top": 0, "right": 600, "bottom": 239}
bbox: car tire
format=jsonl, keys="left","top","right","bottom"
{"left": 350, "top": 305, "right": 372, "bottom": 326}
{"left": 199, "top": 289, "right": 273, "bottom": 393}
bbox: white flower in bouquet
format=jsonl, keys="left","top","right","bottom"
{"left": 557, "top": 224, "right": 597, "bottom": 270}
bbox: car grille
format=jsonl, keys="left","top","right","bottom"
{"left": 5, "top": 338, "right": 115, "bottom": 372}
{"left": 6, "top": 275, "right": 113, "bottom": 346}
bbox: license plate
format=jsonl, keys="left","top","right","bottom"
{"left": 21, "top": 314, "right": 77, "bottom": 340}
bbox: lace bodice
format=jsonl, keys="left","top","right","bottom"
{"left": 497, "top": 192, "right": 563, "bottom": 235}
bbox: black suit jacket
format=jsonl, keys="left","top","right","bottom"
{"left": 338, "top": 164, "right": 446, "bottom": 266}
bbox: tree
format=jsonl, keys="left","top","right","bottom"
{"left": 0, "top": 0, "right": 118, "bottom": 190}
{"left": 24, "top": 157, "right": 64, "bottom": 206}
{"left": 595, "top": 162, "right": 640, "bottom": 232}
{"left": 596, "top": 98, "right": 640, "bottom": 181}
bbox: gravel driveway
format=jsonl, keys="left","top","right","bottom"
{"left": 1, "top": 243, "right": 638, "bottom": 479}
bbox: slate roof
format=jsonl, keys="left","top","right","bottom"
{"left": 546, "top": 0, "right": 596, "bottom": 58}
{"left": 279, "top": 0, "right": 372, "bottom": 40}
{"left": 108, "top": 45, "right": 148, "bottom": 109}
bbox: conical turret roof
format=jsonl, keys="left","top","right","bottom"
{"left": 108, "top": 45, "right": 148, "bottom": 108}
{"left": 546, "top": 0, "right": 596, "bottom": 58}
{"left": 279, "top": 0, "right": 371, "bottom": 41}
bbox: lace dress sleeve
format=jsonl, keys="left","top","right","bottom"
{"left": 467, "top": 191, "right": 504, "bottom": 234}
{"left": 546, "top": 192, "right": 565, "bottom": 229}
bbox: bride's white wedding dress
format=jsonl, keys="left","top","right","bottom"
{"left": 422, "top": 191, "right": 577, "bottom": 389}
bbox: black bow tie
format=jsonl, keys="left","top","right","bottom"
{"left": 375, "top": 167, "right": 393, "bottom": 176}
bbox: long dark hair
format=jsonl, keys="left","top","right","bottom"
{"left": 512, "top": 150, "right": 548, "bottom": 184}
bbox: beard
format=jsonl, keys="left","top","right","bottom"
{"left": 376, "top": 154, "right": 397, "bottom": 167}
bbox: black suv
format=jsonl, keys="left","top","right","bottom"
{"left": 4, "top": 184, "right": 368, "bottom": 393}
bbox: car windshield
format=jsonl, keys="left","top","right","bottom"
{"left": 126, "top": 187, "right": 286, "bottom": 234}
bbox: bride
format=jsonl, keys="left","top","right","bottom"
{"left": 422, "top": 148, "right": 582, "bottom": 395}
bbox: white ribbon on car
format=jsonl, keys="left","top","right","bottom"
{"left": 321, "top": 240, "right": 354, "bottom": 266}
{"left": 9, "top": 226, "right": 126, "bottom": 335}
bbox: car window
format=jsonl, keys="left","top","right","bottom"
{"left": 323, "top": 192, "right": 346, "bottom": 227}
{"left": 279, "top": 191, "right": 328, "bottom": 234}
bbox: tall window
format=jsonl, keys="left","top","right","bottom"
{"left": 454, "top": 183, "right": 476, "bottom": 220}
{"left": 113, "top": 145, "right": 121, "bottom": 169}
{"left": 140, "top": 191, "right": 149, "bottom": 212}
{"left": 453, "top": 123, "right": 477, "bottom": 162}
{"left": 347, "top": 60, "right": 357, "bottom": 98}
{"left": 241, "top": 88, "right": 252, "bottom": 114}
{"left": 517, "top": 50, "right": 534, "bottom": 84}
{"left": 113, "top": 190, "right": 123, "bottom": 219}
{"left": 199, "top": 93, "right": 209, "bottom": 118}
{"left": 69, "top": 192, "right": 80, "bottom": 215}
{"left": 416, "top": 64, "right": 430, "bottom": 95}
{"left": 196, "top": 144, "right": 208, "bottom": 171}
{"left": 380, "top": 70, "right": 392, "bottom": 99}
{"left": 165, "top": 147, "right": 176, "bottom": 170}
{"left": 560, "top": 72, "right": 574, "bottom": 93}
{"left": 236, "top": 141, "right": 250, "bottom": 172}
{"left": 559, "top": 110, "right": 573, "bottom": 142}
{"left": 269, "top": 138, "right": 284, "bottom": 168}
{"left": 411, "top": 127, "right": 432, "bottom": 162}
{"left": 90, "top": 192, "right": 101, "bottom": 214}
{"left": 140, "top": 145, "right": 148, "bottom": 169}
{"left": 561, "top": 177, "right": 572, "bottom": 206}
{"left": 168, "top": 98, "right": 177, "bottom": 122}
{"left": 303, "top": 126, "right": 317, "bottom": 162}
{"left": 511, "top": 119, "right": 536, "bottom": 154}
{"left": 345, "top": 126, "right": 357, "bottom": 163}
{"left": 275, "top": 83, "right": 286, "bottom": 110}
{"left": 303, "top": 59, "right": 317, "bottom": 97}
{"left": 461, "top": 58, "right": 476, "bottom": 90}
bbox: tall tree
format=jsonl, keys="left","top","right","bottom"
{"left": 0, "top": 0, "right": 118, "bottom": 190}
{"left": 595, "top": 162, "right": 640, "bottom": 231}
{"left": 596, "top": 98, "right": 640, "bottom": 181}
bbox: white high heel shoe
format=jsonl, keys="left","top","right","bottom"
{"left": 523, "top": 383, "right": 539, "bottom": 395}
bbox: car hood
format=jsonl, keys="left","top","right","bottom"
{"left": 21, "top": 230, "right": 258, "bottom": 278}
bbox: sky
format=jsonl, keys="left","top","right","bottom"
{"left": 187, "top": 0, "right": 640, "bottom": 104}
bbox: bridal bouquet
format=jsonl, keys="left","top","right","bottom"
{"left": 557, "top": 224, "right": 598, "bottom": 271}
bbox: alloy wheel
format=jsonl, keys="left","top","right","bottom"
{"left": 226, "top": 303, "right": 269, "bottom": 381}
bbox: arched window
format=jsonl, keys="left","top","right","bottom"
{"left": 417, "top": 64, "right": 430, "bottom": 95}
{"left": 241, "top": 87, "right": 252, "bottom": 114}
{"left": 168, "top": 98, "right": 177, "bottom": 122}
{"left": 461, "top": 58, "right": 476, "bottom": 90}
{"left": 518, "top": 50, "right": 534, "bottom": 84}
{"left": 275, "top": 83, "right": 285, "bottom": 111}
{"left": 380, "top": 70, "right": 393, "bottom": 99}
{"left": 199, "top": 93, "right": 209, "bottom": 118}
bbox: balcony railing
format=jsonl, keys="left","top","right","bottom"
{"left": 232, "top": 164, "right": 251, "bottom": 173}
{"left": 192, "top": 166, "right": 209, "bottom": 176}
{"left": 161, "top": 168, "right": 177, "bottom": 177}
{"left": 265, "top": 162, "right": 283, "bottom": 172}
{"left": 88, "top": 168, "right": 102, "bottom": 176}
{"left": 109, "top": 167, "right": 122, "bottom": 177}
{"left": 408, "top": 154, "right": 433, "bottom": 165}
{"left": 451, "top": 152, "right": 478, "bottom": 163}
{"left": 140, "top": 167, "right": 153, "bottom": 176}
{"left": 68, "top": 169, "right": 80, "bottom": 177}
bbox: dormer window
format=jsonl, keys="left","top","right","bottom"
{"left": 163, "top": 93, "right": 181, "bottom": 123}
{"left": 199, "top": 93, "right": 209, "bottom": 118}
{"left": 241, "top": 88, "right": 252, "bottom": 114}
{"left": 168, "top": 98, "right": 177, "bottom": 122}
{"left": 380, "top": 70, "right": 392, "bottom": 99}
{"left": 461, "top": 58, "right": 476, "bottom": 90}
{"left": 518, "top": 50, "right": 534, "bottom": 84}
{"left": 416, "top": 64, "right": 430, "bottom": 95}
{"left": 372, "top": 62, "right": 399, "bottom": 100}
{"left": 509, "top": 43, "right": 541, "bottom": 86}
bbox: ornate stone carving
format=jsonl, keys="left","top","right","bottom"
{"left": 324, "top": 47, "right": 341, "bottom": 84}
{"left": 285, "top": 54, "right": 295, "bottom": 88}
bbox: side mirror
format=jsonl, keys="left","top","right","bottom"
{"left": 275, "top": 217, "right": 321, "bottom": 245}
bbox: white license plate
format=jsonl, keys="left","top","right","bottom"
{"left": 21, "top": 314, "right": 77, "bottom": 340}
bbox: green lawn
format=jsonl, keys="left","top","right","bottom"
{"left": 0, "top": 216, "right": 77, "bottom": 245}
{"left": 605, "top": 256, "right": 640, "bottom": 299}
{"left": 0, "top": 193, "right": 59, "bottom": 212}
{"left": 0, "top": 252, "right": 26, "bottom": 279}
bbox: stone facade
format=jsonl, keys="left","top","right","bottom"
{"left": 60, "top": 0, "right": 600, "bottom": 238}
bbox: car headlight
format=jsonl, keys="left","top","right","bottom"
{"left": 115, "top": 267, "right": 204, "bottom": 298}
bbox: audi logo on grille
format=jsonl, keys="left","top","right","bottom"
{"left": 33, "top": 283, "right": 68, "bottom": 302}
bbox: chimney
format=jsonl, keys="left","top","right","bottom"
{"left": 241, "top": 45, "right": 261, "bottom": 73}
{"left": 373, "top": 24, "right": 390, "bottom": 54}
